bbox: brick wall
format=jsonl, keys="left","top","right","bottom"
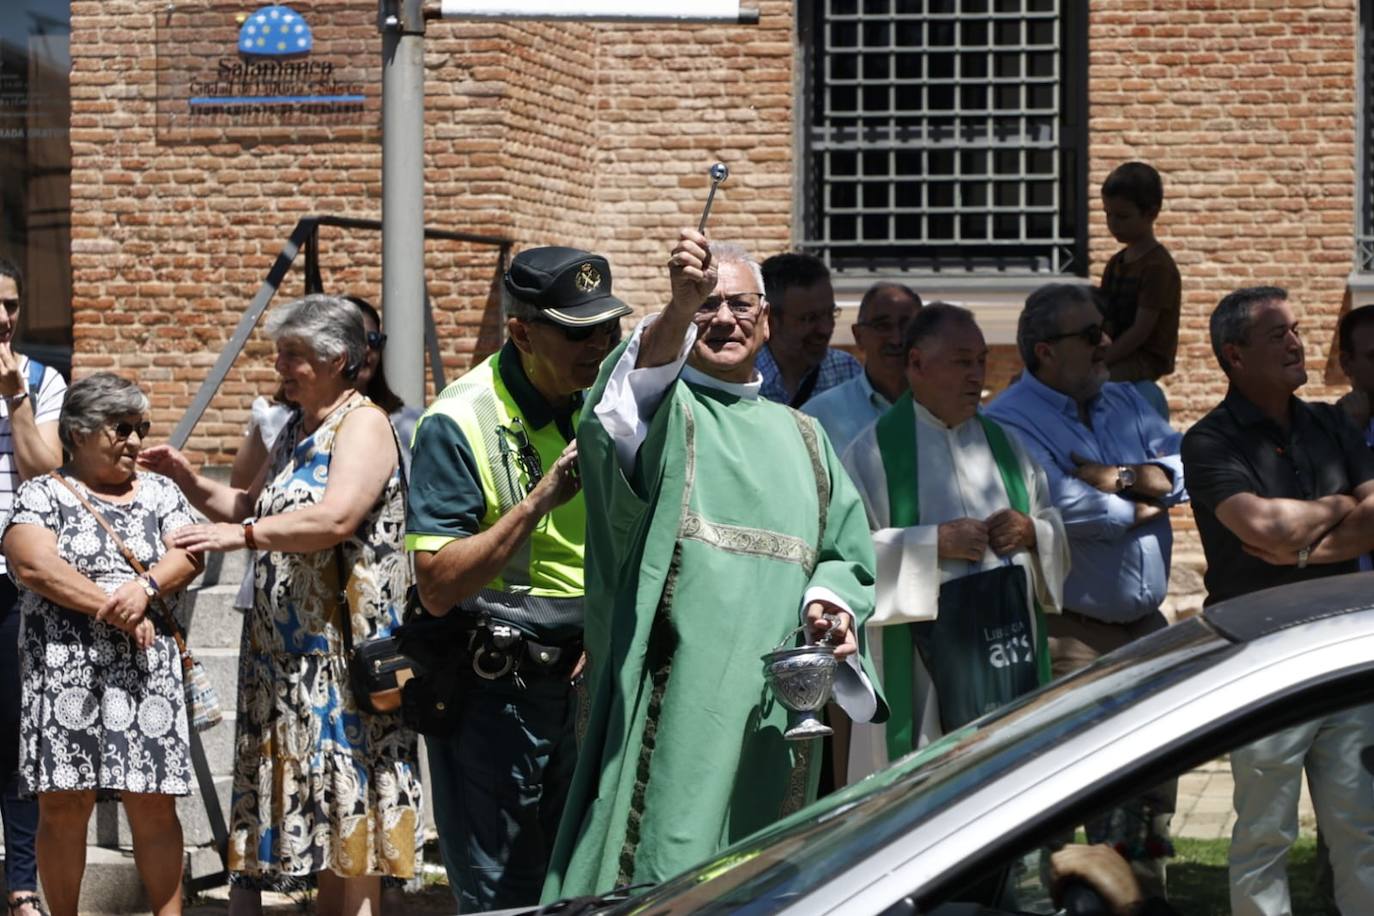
{"left": 587, "top": 1, "right": 798, "bottom": 309}
{"left": 1088, "top": 1, "right": 1359, "bottom": 613}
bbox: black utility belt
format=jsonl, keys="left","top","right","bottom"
{"left": 461, "top": 618, "right": 581, "bottom": 682}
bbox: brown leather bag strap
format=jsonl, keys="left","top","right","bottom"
{"left": 47, "top": 472, "right": 187, "bottom": 651}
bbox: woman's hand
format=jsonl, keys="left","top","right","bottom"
{"left": 169, "top": 522, "right": 247, "bottom": 555}
{"left": 130, "top": 618, "right": 156, "bottom": 650}
{"left": 97, "top": 580, "right": 149, "bottom": 631}
{"left": 137, "top": 444, "right": 195, "bottom": 487}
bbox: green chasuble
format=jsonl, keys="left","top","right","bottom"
{"left": 543, "top": 339, "right": 887, "bottom": 899}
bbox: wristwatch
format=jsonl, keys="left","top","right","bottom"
{"left": 4, "top": 390, "right": 28, "bottom": 409}
{"left": 1114, "top": 465, "right": 1137, "bottom": 492}
{"left": 138, "top": 574, "right": 160, "bottom": 599}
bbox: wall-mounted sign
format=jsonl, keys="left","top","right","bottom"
{"left": 156, "top": 2, "right": 380, "bottom": 142}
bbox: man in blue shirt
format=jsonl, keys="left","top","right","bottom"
{"left": 756, "top": 252, "right": 861, "bottom": 406}
{"left": 986, "top": 281, "right": 1187, "bottom": 896}
{"left": 804, "top": 282, "right": 921, "bottom": 453}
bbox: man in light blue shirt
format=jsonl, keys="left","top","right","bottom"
{"left": 804, "top": 282, "right": 921, "bottom": 452}
{"left": 986, "top": 282, "right": 1187, "bottom": 897}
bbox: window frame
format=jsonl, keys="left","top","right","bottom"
{"left": 794, "top": 0, "right": 1089, "bottom": 280}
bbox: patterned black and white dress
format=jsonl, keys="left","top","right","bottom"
{"left": 4, "top": 472, "right": 197, "bottom": 796}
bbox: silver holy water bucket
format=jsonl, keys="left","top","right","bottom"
{"left": 761, "top": 620, "right": 840, "bottom": 741}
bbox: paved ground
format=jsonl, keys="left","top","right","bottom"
{"left": 1173, "top": 754, "right": 1317, "bottom": 841}
{"left": 183, "top": 881, "right": 456, "bottom": 915}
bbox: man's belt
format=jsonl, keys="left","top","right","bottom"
{"left": 464, "top": 618, "right": 581, "bottom": 682}
{"left": 463, "top": 587, "right": 584, "bottom": 643}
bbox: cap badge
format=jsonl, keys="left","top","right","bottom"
{"left": 574, "top": 263, "right": 602, "bottom": 293}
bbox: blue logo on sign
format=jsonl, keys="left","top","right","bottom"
{"left": 238, "top": 5, "right": 313, "bottom": 58}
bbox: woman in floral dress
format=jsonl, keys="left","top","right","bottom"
{"left": 140, "top": 294, "right": 421, "bottom": 916}
{"left": 3, "top": 373, "right": 203, "bottom": 916}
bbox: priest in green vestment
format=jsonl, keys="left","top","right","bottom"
{"left": 840, "top": 304, "right": 1069, "bottom": 782}
{"left": 542, "top": 231, "right": 888, "bottom": 900}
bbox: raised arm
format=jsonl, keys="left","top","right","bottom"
{"left": 2, "top": 351, "right": 62, "bottom": 481}
{"left": 637, "top": 228, "right": 716, "bottom": 369}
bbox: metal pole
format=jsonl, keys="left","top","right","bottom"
{"left": 381, "top": 0, "right": 428, "bottom": 407}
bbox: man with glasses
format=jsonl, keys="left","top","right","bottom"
{"left": 985, "top": 282, "right": 1187, "bottom": 897}
{"left": 404, "top": 247, "right": 628, "bottom": 911}
{"left": 804, "top": 281, "right": 922, "bottom": 453}
{"left": 1182, "top": 286, "right": 1374, "bottom": 916}
{"left": 0, "top": 258, "right": 64, "bottom": 916}
{"left": 756, "top": 251, "right": 862, "bottom": 407}
{"left": 543, "top": 230, "right": 886, "bottom": 899}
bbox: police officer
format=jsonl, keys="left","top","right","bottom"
{"left": 405, "top": 248, "right": 628, "bottom": 911}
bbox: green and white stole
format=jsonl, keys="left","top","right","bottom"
{"left": 874, "top": 393, "right": 1051, "bottom": 760}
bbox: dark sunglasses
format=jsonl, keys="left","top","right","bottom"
{"left": 1044, "top": 323, "right": 1104, "bottom": 347}
{"left": 110, "top": 420, "right": 151, "bottom": 441}
{"left": 533, "top": 317, "right": 620, "bottom": 343}
{"left": 366, "top": 330, "right": 387, "bottom": 350}
{"left": 0, "top": 298, "right": 17, "bottom": 314}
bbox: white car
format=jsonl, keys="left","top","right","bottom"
{"left": 518, "top": 573, "right": 1374, "bottom": 915}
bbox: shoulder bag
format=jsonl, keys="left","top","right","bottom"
{"left": 49, "top": 473, "right": 224, "bottom": 732}
{"left": 332, "top": 401, "right": 418, "bottom": 716}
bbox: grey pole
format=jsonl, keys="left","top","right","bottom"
{"left": 378, "top": 0, "right": 756, "bottom": 412}
{"left": 380, "top": 0, "right": 427, "bottom": 408}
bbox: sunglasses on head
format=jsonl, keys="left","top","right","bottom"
{"left": 533, "top": 317, "right": 620, "bottom": 343}
{"left": 109, "top": 420, "right": 151, "bottom": 441}
{"left": 1045, "top": 323, "right": 1104, "bottom": 347}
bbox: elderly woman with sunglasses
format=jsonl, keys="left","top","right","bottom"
{"left": 139, "top": 294, "right": 421, "bottom": 916}
{"left": 1, "top": 373, "right": 202, "bottom": 916}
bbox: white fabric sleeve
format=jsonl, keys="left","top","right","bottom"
{"left": 798, "top": 585, "right": 878, "bottom": 722}
{"left": 841, "top": 427, "right": 943, "bottom": 627}
{"left": 1023, "top": 443, "right": 1069, "bottom": 613}
{"left": 251, "top": 397, "right": 292, "bottom": 451}
{"left": 593, "top": 313, "right": 695, "bottom": 474}
{"left": 871, "top": 525, "right": 942, "bottom": 624}
{"left": 33, "top": 365, "right": 66, "bottom": 425}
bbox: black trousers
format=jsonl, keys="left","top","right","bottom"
{"left": 0, "top": 576, "right": 37, "bottom": 893}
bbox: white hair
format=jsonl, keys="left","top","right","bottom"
{"left": 712, "top": 241, "right": 766, "bottom": 295}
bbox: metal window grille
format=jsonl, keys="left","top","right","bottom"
{"left": 800, "top": 0, "right": 1087, "bottom": 275}
{"left": 1359, "top": 0, "right": 1374, "bottom": 271}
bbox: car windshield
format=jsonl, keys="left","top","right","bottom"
{"left": 610, "top": 618, "right": 1235, "bottom": 915}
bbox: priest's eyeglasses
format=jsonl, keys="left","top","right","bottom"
{"left": 695, "top": 292, "right": 764, "bottom": 321}
{"left": 497, "top": 418, "right": 543, "bottom": 494}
